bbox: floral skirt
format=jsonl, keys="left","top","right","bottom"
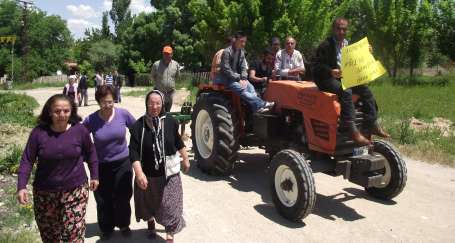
{"left": 33, "top": 183, "right": 89, "bottom": 243}
{"left": 134, "top": 174, "right": 185, "bottom": 234}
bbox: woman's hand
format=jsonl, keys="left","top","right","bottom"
{"left": 136, "top": 173, "right": 148, "bottom": 190}
{"left": 181, "top": 159, "right": 190, "bottom": 174}
{"left": 17, "top": 189, "right": 29, "bottom": 205}
{"left": 90, "top": 179, "right": 99, "bottom": 191}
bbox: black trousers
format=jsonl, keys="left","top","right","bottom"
{"left": 94, "top": 157, "right": 133, "bottom": 233}
{"left": 315, "top": 78, "right": 377, "bottom": 129}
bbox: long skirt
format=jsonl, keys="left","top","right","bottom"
{"left": 134, "top": 174, "right": 185, "bottom": 234}
{"left": 33, "top": 183, "right": 89, "bottom": 243}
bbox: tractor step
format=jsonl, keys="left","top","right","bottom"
{"left": 347, "top": 153, "right": 386, "bottom": 188}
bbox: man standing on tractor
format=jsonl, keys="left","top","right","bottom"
{"left": 313, "top": 17, "right": 389, "bottom": 145}
{"left": 151, "top": 45, "right": 181, "bottom": 112}
{"left": 216, "top": 31, "right": 274, "bottom": 113}
{"left": 274, "top": 37, "right": 305, "bottom": 81}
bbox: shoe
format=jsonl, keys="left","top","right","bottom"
{"left": 371, "top": 125, "right": 390, "bottom": 138}
{"left": 147, "top": 220, "right": 156, "bottom": 239}
{"left": 352, "top": 130, "right": 371, "bottom": 146}
{"left": 256, "top": 107, "right": 270, "bottom": 114}
{"left": 100, "top": 231, "right": 113, "bottom": 241}
{"left": 264, "top": 101, "right": 275, "bottom": 109}
{"left": 120, "top": 227, "right": 132, "bottom": 238}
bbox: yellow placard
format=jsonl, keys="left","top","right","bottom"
{"left": 341, "top": 37, "right": 385, "bottom": 90}
{"left": 0, "top": 36, "right": 16, "bottom": 44}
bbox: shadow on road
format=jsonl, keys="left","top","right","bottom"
{"left": 86, "top": 223, "right": 167, "bottom": 242}
{"left": 187, "top": 151, "right": 395, "bottom": 226}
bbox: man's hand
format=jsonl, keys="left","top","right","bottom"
{"left": 135, "top": 173, "right": 148, "bottom": 190}
{"left": 17, "top": 189, "right": 29, "bottom": 205}
{"left": 331, "top": 69, "right": 342, "bottom": 79}
{"left": 181, "top": 159, "right": 190, "bottom": 174}
{"left": 89, "top": 179, "right": 99, "bottom": 191}
{"left": 239, "top": 80, "right": 248, "bottom": 89}
{"left": 369, "top": 44, "right": 373, "bottom": 53}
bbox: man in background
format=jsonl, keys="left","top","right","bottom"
{"left": 151, "top": 45, "right": 181, "bottom": 112}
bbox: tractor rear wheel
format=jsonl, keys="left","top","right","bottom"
{"left": 270, "top": 149, "right": 316, "bottom": 221}
{"left": 366, "top": 140, "right": 407, "bottom": 199}
{"left": 191, "top": 93, "right": 238, "bottom": 175}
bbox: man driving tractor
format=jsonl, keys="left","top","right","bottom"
{"left": 313, "top": 17, "right": 390, "bottom": 145}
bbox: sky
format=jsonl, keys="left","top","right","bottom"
{"left": 32, "top": 0, "right": 155, "bottom": 39}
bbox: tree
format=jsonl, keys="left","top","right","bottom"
{"left": 434, "top": 0, "right": 455, "bottom": 61}
{"left": 0, "top": 0, "right": 72, "bottom": 81}
{"left": 101, "top": 11, "right": 111, "bottom": 39}
{"left": 110, "top": 0, "right": 132, "bottom": 41}
{"left": 88, "top": 39, "right": 120, "bottom": 72}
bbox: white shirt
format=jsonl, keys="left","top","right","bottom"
{"left": 275, "top": 49, "right": 305, "bottom": 78}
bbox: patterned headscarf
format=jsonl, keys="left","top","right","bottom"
{"left": 143, "top": 90, "right": 166, "bottom": 169}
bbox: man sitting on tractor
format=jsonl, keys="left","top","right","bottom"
{"left": 216, "top": 31, "right": 274, "bottom": 113}
{"left": 313, "top": 17, "right": 389, "bottom": 145}
{"left": 248, "top": 48, "right": 275, "bottom": 94}
{"left": 275, "top": 36, "right": 306, "bottom": 81}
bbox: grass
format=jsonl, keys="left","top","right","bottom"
{"left": 1, "top": 81, "right": 66, "bottom": 90}
{"left": 0, "top": 93, "right": 38, "bottom": 127}
{"left": 371, "top": 75, "right": 455, "bottom": 121}
{"left": 370, "top": 75, "right": 455, "bottom": 165}
{"left": 0, "top": 177, "right": 38, "bottom": 243}
{"left": 0, "top": 145, "right": 23, "bottom": 174}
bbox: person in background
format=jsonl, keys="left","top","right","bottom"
{"left": 270, "top": 37, "right": 281, "bottom": 56}
{"left": 129, "top": 90, "right": 190, "bottom": 243}
{"left": 95, "top": 71, "right": 104, "bottom": 92}
{"left": 312, "top": 17, "right": 389, "bottom": 145}
{"left": 210, "top": 36, "right": 235, "bottom": 81}
{"left": 248, "top": 48, "right": 275, "bottom": 94}
{"left": 274, "top": 36, "right": 305, "bottom": 81}
{"left": 83, "top": 85, "right": 136, "bottom": 240}
{"left": 151, "top": 45, "right": 181, "bottom": 112}
{"left": 17, "top": 94, "right": 99, "bottom": 242}
{"left": 113, "top": 70, "right": 122, "bottom": 103}
{"left": 63, "top": 75, "right": 80, "bottom": 105}
{"left": 78, "top": 72, "right": 89, "bottom": 106}
{"left": 105, "top": 72, "right": 114, "bottom": 87}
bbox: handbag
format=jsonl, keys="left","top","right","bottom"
{"left": 165, "top": 153, "right": 181, "bottom": 178}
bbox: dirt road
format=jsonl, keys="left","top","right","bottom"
{"left": 21, "top": 87, "right": 455, "bottom": 243}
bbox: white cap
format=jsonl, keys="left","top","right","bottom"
{"left": 69, "top": 75, "right": 77, "bottom": 80}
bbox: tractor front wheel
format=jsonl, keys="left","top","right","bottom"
{"left": 366, "top": 140, "right": 407, "bottom": 200}
{"left": 270, "top": 149, "right": 316, "bottom": 221}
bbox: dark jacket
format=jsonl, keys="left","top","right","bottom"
{"left": 79, "top": 75, "right": 88, "bottom": 89}
{"left": 312, "top": 37, "right": 338, "bottom": 83}
{"left": 219, "top": 45, "right": 248, "bottom": 84}
{"left": 128, "top": 115, "right": 184, "bottom": 177}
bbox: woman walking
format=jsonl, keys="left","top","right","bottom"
{"left": 83, "top": 85, "right": 136, "bottom": 240}
{"left": 17, "top": 94, "right": 99, "bottom": 243}
{"left": 129, "top": 90, "right": 190, "bottom": 243}
{"left": 63, "top": 75, "right": 80, "bottom": 105}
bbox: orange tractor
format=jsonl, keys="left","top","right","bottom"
{"left": 191, "top": 80, "right": 407, "bottom": 221}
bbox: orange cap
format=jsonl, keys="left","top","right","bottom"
{"left": 163, "top": 45, "right": 173, "bottom": 54}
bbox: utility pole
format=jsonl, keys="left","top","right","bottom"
{"left": 17, "top": 0, "right": 33, "bottom": 82}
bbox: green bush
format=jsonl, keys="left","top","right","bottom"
{"left": 135, "top": 73, "right": 152, "bottom": 86}
{"left": 0, "top": 93, "right": 38, "bottom": 127}
{"left": 0, "top": 145, "right": 23, "bottom": 174}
